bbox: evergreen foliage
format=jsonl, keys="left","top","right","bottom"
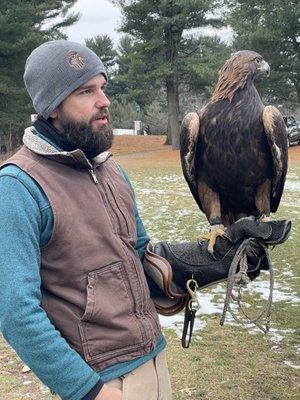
{"left": 109, "top": 96, "right": 142, "bottom": 129}
{"left": 144, "top": 99, "right": 168, "bottom": 135}
{"left": 111, "top": 0, "right": 227, "bottom": 148}
{"left": 85, "top": 34, "right": 117, "bottom": 75}
{"left": 0, "top": 0, "right": 79, "bottom": 145}
{"left": 226, "top": 0, "right": 300, "bottom": 107}
{"left": 85, "top": 34, "right": 119, "bottom": 98}
{"left": 2, "top": 0, "right": 297, "bottom": 149}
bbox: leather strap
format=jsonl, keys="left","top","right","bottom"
{"left": 181, "top": 302, "right": 197, "bottom": 348}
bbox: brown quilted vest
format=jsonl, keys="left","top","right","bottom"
{"left": 3, "top": 132, "right": 161, "bottom": 371}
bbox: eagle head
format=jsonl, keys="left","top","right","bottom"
{"left": 211, "top": 50, "right": 270, "bottom": 103}
{"left": 228, "top": 50, "right": 270, "bottom": 78}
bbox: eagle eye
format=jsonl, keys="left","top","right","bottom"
{"left": 255, "top": 57, "right": 261, "bottom": 64}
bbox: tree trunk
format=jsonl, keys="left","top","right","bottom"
{"left": 165, "top": 120, "right": 172, "bottom": 145}
{"left": 166, "top": 76, "right": 180, "bottom": 149}
{"left": 163, "top": 1, "right": 183, "bottom": 150}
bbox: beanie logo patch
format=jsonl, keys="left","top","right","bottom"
{"left": 67, "top": 51, "right": 85, "bottom": 69}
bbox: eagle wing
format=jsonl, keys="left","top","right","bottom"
{"left": 262, "top": 105, "right": 288, "bottom": 212}
{"left": 180, "top": 111, "right": 204, "bottom": 212}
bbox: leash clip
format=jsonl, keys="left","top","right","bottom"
{"left": 181, "top": 277, "right": 200, "bottom": 348}
{"left": 186, "top": 278, "right": 200, "bottom": 311}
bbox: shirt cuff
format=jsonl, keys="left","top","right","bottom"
{"left": 82, "top": 380, "right": 104, "bottom": 400}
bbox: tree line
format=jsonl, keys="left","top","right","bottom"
{"left": 0, "top": 0, "right": 299, "bottom": 150}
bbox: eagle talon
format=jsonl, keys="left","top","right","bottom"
{"left": 200, "top": 225, "right": 227, "bottom": 254}
{"left": 259, "top": 214, "right": 271, "bottom": 222}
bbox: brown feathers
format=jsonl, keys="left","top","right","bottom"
{"left": 180, "top": 50, "right": 288, "bottom": 226}
{"left": 211, "top": 51, "right": 262, "bottom": 103}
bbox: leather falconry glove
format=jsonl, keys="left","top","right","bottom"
{"left": 143, "top": 218, "right": 291, "bottom": 347}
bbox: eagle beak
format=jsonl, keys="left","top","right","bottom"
{"left": 258, "top": 60, "right": 270, "bottom": 76}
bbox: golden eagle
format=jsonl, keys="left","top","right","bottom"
{"left": 180, "top": 50, "right": 288, "bottom": 251}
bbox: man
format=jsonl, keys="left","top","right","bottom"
{"left": 0, "top": 40, "right": 290, "bottom": 400}
{"left": 0, "top": 40, "right": 166, "bottom": 400}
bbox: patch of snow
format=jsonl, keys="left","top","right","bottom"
{"left": 230, "top": 322, "right": 297, "bottom": 356}
{"left": 197, "top": 291, "right": 224, "bottom": 315}
{"left": 285, "top": 180, "right": 300, "bottom": 191}
{"left": 249, "top": 280, "right": 300, "bottom": 303}
{"left": 283, "top": 360, "right": 300, "bottom": 369}
{"left": 159, "top": 313, "right": 206, "bottom": 337}
{"left": 281, "top": 270, "right": 294, "bottom": 277}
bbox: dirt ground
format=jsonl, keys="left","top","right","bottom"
{"left": 111, "top": 134, "right": 167, "bottom": 154}
{"left": 287, "top": 143, "right": 300, "bottom": 164}
{"left": 1, "top": 134, "right": 299, "bottom": 166}
{"left": 111, "top": 134, "right": 300, "bottom": 167}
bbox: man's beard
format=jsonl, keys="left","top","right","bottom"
{"left": 58, "top": 109, "right": 114, "bottom": 159}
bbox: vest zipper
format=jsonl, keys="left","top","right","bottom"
{"left": 106, "top": 181, "right": 130, "bottom": 236}
{"left": 89, "top": 169, "right": 98, "bottom": 184}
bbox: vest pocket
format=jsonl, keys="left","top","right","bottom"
{"left": 79, "top": 262, "right": 145, "bottom": 363}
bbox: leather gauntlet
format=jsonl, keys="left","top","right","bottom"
{"left": 144, "top": 218, "right": 291, "bottom": 316}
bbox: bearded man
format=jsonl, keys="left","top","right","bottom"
{"left": 0, "top": 41, "right": 290, "bottom": 400}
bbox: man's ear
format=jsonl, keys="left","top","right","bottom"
{"left": 49, "top": 108, "right": 58, "bottom": 119}
{"left": 48, "top": 108, "right": 63, "bottom": 132}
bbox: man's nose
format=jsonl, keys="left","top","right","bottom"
{"left": 95, "top": 91, "right": 110, "bottom": 109}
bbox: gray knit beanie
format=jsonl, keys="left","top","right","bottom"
{"left": 24, "top": 40, "right": 107, "bottom": 119}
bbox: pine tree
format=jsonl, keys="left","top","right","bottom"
{"left": 111, "top": 0, "right": 224, "bottom": 149}
{"left": 114, "top": 34, "right": 164, "bottom": 106}
{"left": 0, "top": 0, "right": 79, "bottom": 146}
{"left": 85, "top": 34, "right": 119, "bottom": 98}
{"left": 85, "top": 34, "right": 117, "bottom": 75}
{"left": 226, "top": 0, "right": 300, "bottom": 107}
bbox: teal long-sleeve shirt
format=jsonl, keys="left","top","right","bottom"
{"left": 0, "top": 159, "right": 165, "bottom": 400}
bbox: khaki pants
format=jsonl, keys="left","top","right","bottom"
{"left": 106, "top": 350, "right": 172, "bottom": 400}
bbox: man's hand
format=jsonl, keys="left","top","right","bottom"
{"left": 95, "top": 384, "right": 122, "bottom": 400}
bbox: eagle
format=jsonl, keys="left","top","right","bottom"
{"left": 180, "top": 50, "right": 288, "bottom": 252}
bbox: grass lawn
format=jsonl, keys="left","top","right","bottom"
{"left": 0, "top": 136, "right": 299, "bottom": 399}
